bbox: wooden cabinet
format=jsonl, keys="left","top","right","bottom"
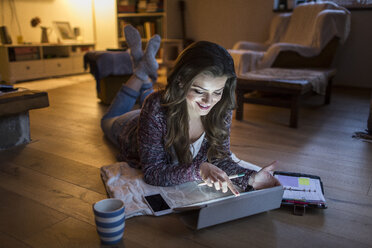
{"left": 8, "top": 61, "right": 44, "bottom": 81}
{"left": 44, "top": 58, "right": 73, "bottom": 77}
{"left": 0, "top": 43, "right": 94, "bottom": 83}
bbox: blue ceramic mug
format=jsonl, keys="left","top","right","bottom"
{"left": 93, "top": 198, "right": 125, "bottom": 245}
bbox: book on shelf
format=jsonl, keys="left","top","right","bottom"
{"left": 137, "top": 0, "right": 147, "bottom": 13}
{"left": 13, "top": 47, "right": 39, "bottom": 55}
{"left": 147, "top": 0, "right": 164, "bottom": 12}
{"left": 8, "top": 47, "right": 40, "bottom": 61}
{"left": 119, "top": 19, "right": 128, "bottom": 38}
{"left": 117, "top": 0, "right": 136, "bottom": 13}
{"left": 155, "top": 18, "right": 162, "bottom": 38}
{"left": 135, "top": 25, "right": 145, "bottom": 38}
{"left": 15, "top": 54, "right": 40, "bottom": 61}
{"left": 144, "top": 21, "right": 156, "bottom": 39}
{"left": 137, "top": 0, "right": 164, "bottom": 13}
{"left": 146, "top": 2, "right": 158, "bottom": 12}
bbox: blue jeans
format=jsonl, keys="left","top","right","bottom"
{"left": 101, "top": 84, "right": 153, "bottom": 147}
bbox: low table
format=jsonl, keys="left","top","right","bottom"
{"left": 0, "top": 89, "right": 49, "bottom": 149}
{"left": 235, "top": 68, "right": 336, "bottom": 128}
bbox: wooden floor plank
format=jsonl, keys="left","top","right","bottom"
{"left": 24, "top": 217, "right": 146, "bottom": 248}
{"left": 0, "top": 232, "right": 33, "bottom": 248}
{"left": 239, "top": 88, "right": 370, "bottom": 131}
{"left": 0, "top": 146, "right": 108, "bottom": 195}
{"left": 124, "top": 216, "right": 208, "bottom": 248}
{"left": 230, "top": 122, "right": 372, "bottom": 164}
{"left": 231, "top": 146, "right": 372, "bottom": 195}
{"left": 23, "top": 217, "right": 100, "bottom": 248}
{"left": 182, "top": 211, "right": 371, "bottom": 248}
{"left": 26, "top": 137, "right": 117, "bottom": 168}
{"left": 273, "top": 207, "right": 372, "bottom": 246}
{"left": 0, "top": 187, "right": 67, "bottom": 241}
{"left": 0, "top": 161, "right": 106, "bottom": 225}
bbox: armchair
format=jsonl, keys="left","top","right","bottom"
{"left": 230, "top": 2, "right": 351, "bottom": 127}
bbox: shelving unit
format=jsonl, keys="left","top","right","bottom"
{"left": 0, "top": 43, "right": 95, "bottom": 83}
{"left": 116, "top": 0, "right": 167, "bottom": 49}
{"left": 116, "top": 0, "right": 183, "bottom": 72}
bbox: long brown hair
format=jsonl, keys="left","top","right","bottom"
{"left": 161, "top": 41, "right": 237, "bottom": 164}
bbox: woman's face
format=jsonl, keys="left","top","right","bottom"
{"left": 186, "top": 73, "right": 227, "bottom": 118}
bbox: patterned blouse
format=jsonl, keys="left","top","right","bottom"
{"left": 118, "top": 91, "right": 255, "bottom": 190}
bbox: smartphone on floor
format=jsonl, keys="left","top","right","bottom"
{"left": 143, "top": 193, "right": 173, "bottom": 216}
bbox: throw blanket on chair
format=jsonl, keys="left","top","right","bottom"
{"left": 229, "top": 2, "right": 351, "bottom": 77}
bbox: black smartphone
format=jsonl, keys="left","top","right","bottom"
{"left": 143, "top": 193, "right": 172, "bottom": 216}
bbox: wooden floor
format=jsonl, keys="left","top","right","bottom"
{"left": 0, "top": 76, "right": 371, "bottom": 248}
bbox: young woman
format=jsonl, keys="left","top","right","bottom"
{"left": 101, "top": 25, "right": 280, "bottom": 196}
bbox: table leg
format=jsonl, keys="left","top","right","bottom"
{"left": 324, "top": 77, "right": 333, "bottom": 105}
{"left": 290, "top": 95, "right": 300, "bottom": 128}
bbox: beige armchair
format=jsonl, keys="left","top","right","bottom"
{"left": 230, "top": 2, "right": 351, "bottom": 128}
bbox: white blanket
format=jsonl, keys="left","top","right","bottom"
{"left": 100, "top": 154, "right": 261, "bottom": 219}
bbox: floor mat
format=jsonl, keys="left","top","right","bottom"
{"left": 15, "top": 74, "right": 95, "bottom": 91}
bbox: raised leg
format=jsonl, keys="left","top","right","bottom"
{"left": 101, "top": 25, "right": 161, "bottom": 145}
{"left": 102, "top": 26, "right": 161, "bottom": 121}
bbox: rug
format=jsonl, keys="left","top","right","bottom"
{"left": 15, "top": 74, "right": 95, "bottom": 91}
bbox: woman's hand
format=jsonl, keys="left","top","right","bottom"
{"left": 199, "top": 162, "right": 240, "bottom": 196}
{"left": 249, "top": 161, "right": 281, "bottom": 190}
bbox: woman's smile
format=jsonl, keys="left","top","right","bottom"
{"left": 196, "top": 102, "right": 211, "bottom": 110}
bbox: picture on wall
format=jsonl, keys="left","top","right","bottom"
{"left": 53, "top": 21, "right": 76, "bottom": 43}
